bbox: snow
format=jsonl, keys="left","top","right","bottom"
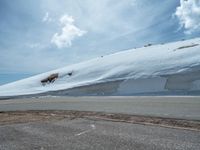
{"left": 0, "top": 38, "right": 200, "bottom": 97}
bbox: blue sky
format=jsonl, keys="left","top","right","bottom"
{"left": 0, "top": 0, "right": 200, "bottom": 85}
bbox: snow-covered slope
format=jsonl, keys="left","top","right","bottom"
{"left": 0, "top": 38, "right": 200, "bottom": 97}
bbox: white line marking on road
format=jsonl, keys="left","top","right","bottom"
{"left": 75, "top": 124, "right": 96, "bottom": 136}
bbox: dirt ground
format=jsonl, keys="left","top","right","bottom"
{"left": 0, "top": 110, "right": 199, "bottom": 131}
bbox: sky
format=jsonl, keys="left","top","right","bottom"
{"left": 0, "top": 0, "right": 200, "bottom": 85}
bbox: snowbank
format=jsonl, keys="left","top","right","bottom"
{"left": 0, "top": 38, "right": 200, "bottom": 97}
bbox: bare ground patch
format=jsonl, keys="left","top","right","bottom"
{"left": 0, "top": 110, "right": 200, "bottom": 131}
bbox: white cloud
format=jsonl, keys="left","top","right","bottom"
{"left": 175, "top": 0, "right": 200, "bottom": 34}
{"left": 42, "top": 12, "right": 52, "bottom": 23}
{"left": 51, "top": 14, "right": 86, "bottom": 48}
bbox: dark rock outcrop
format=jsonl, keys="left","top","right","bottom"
{"left": 41, "top": 73, "right": 59, "bottom": 85}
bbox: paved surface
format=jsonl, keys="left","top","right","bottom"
{"left": 0, "top": 118, "right": 199, "bottom": 150}
{"left": 0, "top": 96, "right": 200, "bottom": 120}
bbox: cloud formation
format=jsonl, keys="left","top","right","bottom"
{"left": 175, "top": 0, "right": 200, "bottom": 34}
{"left": 51, "top": 14, "right": 86, "bottom": 48}
{"left": 0, "top": 0, "right": 198, "bottom": 77}
{"left": 42, "top": 12, "right": 52, "bottom": 23}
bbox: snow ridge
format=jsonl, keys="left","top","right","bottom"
{"left": 0, "top": 38, "right": 200, "bottom": 97}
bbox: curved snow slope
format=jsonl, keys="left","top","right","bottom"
{"left": 0, "top": 38, "right": 200, "bottom": 96}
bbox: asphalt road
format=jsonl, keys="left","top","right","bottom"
{"left": 0, "top": 96, "right": 200, "bottom": 120}
{"left": 0, "top": 118, "right": 199, "bottom": 150}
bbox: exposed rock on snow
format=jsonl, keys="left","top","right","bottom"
{"left": 174, "top": 43, "right": 199, "bottom": 51}
{"left": 67, "top": 71, "right": 73, "bottom": 76}
{"left": 144, "top": 43, "right": 152, "bottom": 47}
{"left": 41, "top": 73, "right": 59, "bottom": 86}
